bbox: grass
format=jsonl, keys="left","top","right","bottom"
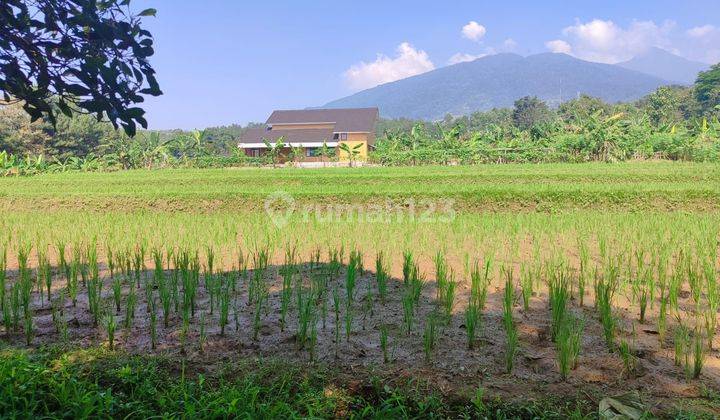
{"left": 0, "top": 345, "right": 606, "bottom": 419}
{"left": 1, "top": 162, "right": 718, "bottom": 211}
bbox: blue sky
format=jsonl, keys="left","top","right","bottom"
{"left": 136, "top": 0, "right": 720, "bottom": 129}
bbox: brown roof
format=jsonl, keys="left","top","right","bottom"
{"left": 267, "top": 108, "right": 378, "bottom": 132}
{"left": 240, "top": 127, "right": 335, "bottom": 144}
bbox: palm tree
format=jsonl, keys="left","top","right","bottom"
{"left": 339, "top": 142, "right": 363, "bottom": 167}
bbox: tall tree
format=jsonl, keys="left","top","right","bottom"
{"left": 512, "top": 96, "right": 553, "bottom": 131}
{"left": 0, "top": 0, "right": 162, "bottom": 135}
{"left": 558, "top": 95, "right": 610, "bottom": 123}
{"left": 695, "top": 63, "right": 720, "bottom": 116}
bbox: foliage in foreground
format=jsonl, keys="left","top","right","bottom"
{"left": 0, "top": 346, "right": 600, "bottom": 419}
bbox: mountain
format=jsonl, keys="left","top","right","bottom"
{"left": 617, "top": 47, "right": 708, "bottom": 85}
{"left": 323, "top": 53, "right": 670, "bottom": 120}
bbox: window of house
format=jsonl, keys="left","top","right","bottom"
{"left": 333, "top": 133, "right": 339, "bottom": 140}
{"left": 340, "top": 133, "right": 348, "bottom": 140}
{"left": 252, "top": 149, "right": 260, "bottom": 157}
{"left": 306, "top": 147, "right": 334, "bottom": 157}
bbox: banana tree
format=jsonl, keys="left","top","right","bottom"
{"left": 288, "top": 145, "right": 304, "bottom": 166}
{"left": 263, "top": 137, "right": 286, "bottom": 168}
{"left": 317, "top": 140, "right": 336, "bottom": 167}
{"left": 339, "top": 142, "right": 363, "bottom": 167}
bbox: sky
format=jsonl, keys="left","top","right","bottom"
{"left": 135, "top": 0, "right": 720, "bottom": 130}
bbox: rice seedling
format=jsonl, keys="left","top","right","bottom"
{"left": 125, "top": 286, "right": 137, "bottom": 329}
{"left": 470, "top": 259, "right": 490, "bottom": 311}
{"left": 327, "top": 248, "right": 341, "bottom": 280}
{"left": 37, "top": 249, "right": 52, "bottom": 307}
{"left": 133, "top": 245, "right": 146, "bottom": 288}
{"left": 402, "top": 250, "right": 413, "bottom": 284}
{"left": 344, "top": 296, "right": 353, "bottom": 342}
{"left": 423, "top": 311, "right": 438, "bottom": 363}
{"left": 86, "top": 264, "right": 103, "bottom": 326}
{"left": 434, "top": 250, "right": 448, "bottom": 302}
{"left": 106, "top": 244, "right": 114, "bottom": 279}
{"left": 149, "top": 297, "right": 157, "bottom": 351}
{"left": 406, "top": 260, "right": 423, "bottom": 307}
{"left": 352, "top": 249, "right": 364, "bottom": 276}
{"left": 67, "top": 256, "right": 79, "bottom": 307}
{"left": 631, "top": 263, "right": 651, "bottom": 324}
{"left": 57, "top": 242, "right": 68, "bottom": 281}
{"left": 690, "top": 328, "right": 705, "bottom": 379}
{"left": 198, "top": 310, "right": 206, "bottom": 354}
{"left": 18, "top": 246, "right": 33, "bottom": 343}
{"left": 519, "top": 264, "right": 534, "bottom": 312}
{"left": 618, "top": 340, "right": 636, "bottom": 377}
{"left": 310, "top": 246, "right": 321, "bottom": 269}
{"left": 308, "top": 310, "right": 318, "bottom": 362}
{"left": 23, "top": 311, "right": 33, "bottom": 345}
{"left": 332, "top": 286, "right": 340, "bottom": 357}
{"left": 441, "top": 272, "right": 456, "bottom": 323}
{"left": 219, "top": 275, "right": 230, "bottom": 336}
{"left": 157, "top": 263, "right": 172, "bottom": 328}
{"left": 577, "top": 239, "right": 589, "bottom": 307}
{"left": 112, "top": 276, "right": 123, "bottom": 314}
{"left": 105, "top": 310, "right": 117, "bottom": 351}
{"left": 658, "top": 290, "right": 669, "bottom": 346}
{"left": 669, "top": 265, "right": 683, "bottom": 314}
{"left": 280, "top": 249, "right": 296, "bottom": 331}
{"left": 379, "top": 324, "right": 389, "bottom": 363}
{"left": 402, "top": 290, "right": 415, "bottom": 335}
{"left": 674, "top": 322, "right": 690, "bottom": 367}
{"left": 502, "top": 273, "right": 518, "bottom": 374}
{"left": 179, "top": 303, "right": 190, "bottom": 355}
{"left": 52, "top": 289, "right": 69, "bottom": 341}
{"left": 703, "top": 261, "right": 718, "bottom": 349}
{"left": 596, "top": 277, "right": 616, "bottom": 351}
{"left": 248, "top": 248, "right": 268, "bottom": 306}
{"left": 465, "top": 300, "right": 480, "bottom": 349}
{"left": 375, "top": 252, "right": 388, "bottom": 304}
{"left": 10, "top": 283, "right": 20, "bottom": 332}
{"left": 346, "top": 250, "right": 359, "bottom": 304}
{"left": 549, "top": 267, "right": 569, "bottom": 341}
{"left": 233, "top": 294, "right": 241, "bottom": 332}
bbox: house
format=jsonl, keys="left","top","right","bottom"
{"left": 239, "top": 108, "right": 379, "bottom": 163}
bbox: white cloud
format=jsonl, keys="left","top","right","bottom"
{"left": 545, "top": 39, "right": 572, "bottom": 54}
{"left": 462, "top": 21, "right": 487, "bottom": 42}
{"left": 687, "top": 24, "right": 717, "bottom": 38}
{"left": 543, "top": 19, "right": 674, "bottom": 63}
{"left": 448, "top": 53, "right": 487, "bottom": 65}
{"left": 501, "top": 38, "right": 518, "bottom": 51}
{"left": 545, "top": 19, "right": 720, "bottom": 65}
{"left": 343, "top": 42, "right": 435, "bottom": 90}
{"left": 560, "top": 19, "right": 675, "bottom": 63}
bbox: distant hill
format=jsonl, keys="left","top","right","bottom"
{"left": 617, "top": 47, "right": 708, "bottom": 85}
{"left": 323, "top": 53, "right": 670, "bottom": 120}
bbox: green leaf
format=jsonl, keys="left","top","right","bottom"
{"left": 138, "top": 8, "right": 157, "bottom": 17}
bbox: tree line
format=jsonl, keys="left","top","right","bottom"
{"left": 373, "top": 64, "right": 720, "bottom": 165}
{"left": 1, "top": 64, "right": 719, "bottom": 174}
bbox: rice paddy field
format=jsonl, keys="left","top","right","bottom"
{"left": 1, "top": 161, "right": 720, "bottom": 418}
